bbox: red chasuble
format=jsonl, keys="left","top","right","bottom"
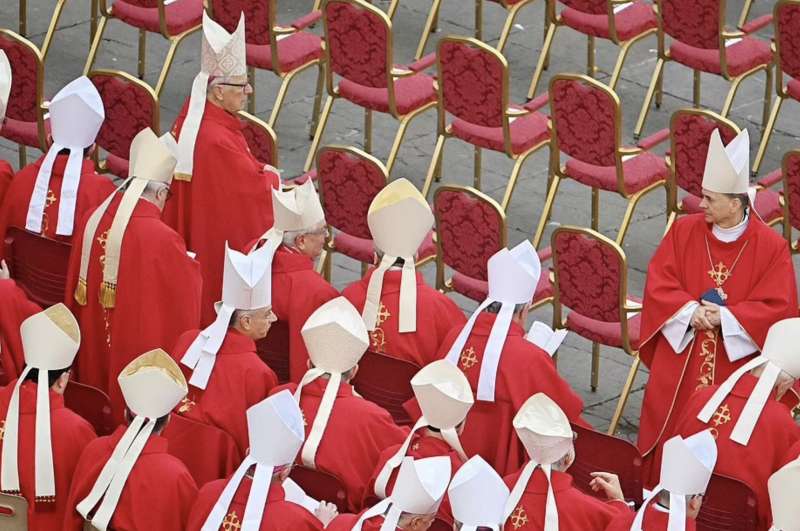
{"left": 165, "top": 99, "right": 281, "bottom": 325}
{"left": 327, "top": 511, "right": 398, "bottom": 531}
{"left": 637, "top": 214, "right": 797, "bottom": 485}
{"left": 342, "top": 269, "right": 467, "bottom": 368}
{"left": 170, "top": 328, "right": 279, "bottom": 454}
{"left": 669, "top": 374, "right": 800, "bottom": 530}
{"left": 271, "top": 379, "right": 409, "bottom": 512}
{"left": 186, "top": 476, "right": 322, "bottom": 531}
{"left": 62, "top": 425, "right": 198, "bottom": 531}
{"left": 0, "top": 280, "right": 40, "bottom": 382}
{"left": 0, "top": 154, "right": 114, "bottom": 259}
{"left": 64, "top": 197, "right": 202, "bottom": 423}
{"left": 502, "top": 468, "right": 630, "bottom": 531}
{"left": 779, "top": 440, "right": 800, "bottom": 468}
{"left": 436, "top": 313, "right": 588, "bottom": 476}
{"left": 0, "top": 380, "right": 96, "bottom": 531}
{"left": 604, "top": 505, "right": 697, "bottom": 531}
{"left": 0, "top": 159, "right": 13, "bottom": 207}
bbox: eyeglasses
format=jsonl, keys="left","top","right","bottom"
{"left": 218, "top": 81, "right": 251, "bottom": 92}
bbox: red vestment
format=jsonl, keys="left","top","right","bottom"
{"left": 0, "top": 380, "right": 96, "bottom": 530}
{"left": 64, "top": 197, "right": 202, "bottom": 423}
{"left": 502, "top": 468, "right": 630, "bottom": 531}
{"left": 0, "top": 280, "right": 40, "bottom": 382}
{"left": 779, "top": 440, "right": 800, "bottom": 468}
{"left": 436, "top": 313, "right": 589, "bottom": 476}
{"left": 0, "top": 154, "right": 115, "bottom": 259}
{"left": 604, "top": 505, "right": 696, "bottom": 531}
{"left": 62, "top": 425, "right": 198, "bottom": 531}
{"left": 170, "top": 328, "right": 279, "bottom": 454}
{"left": 342, "top": 269, "right": 466, "bottom": 368}
{"left": 271, "top": 379, "right": 408, "bottom": 512}
{"left": 637, "top": 214, "right": 797, "bottom": 484}
{"left": 0, "top": 159, "right": 13, "bottom": 207}
{"left": 165, "top": 100, "right": 280, "bottom": 324}
{"left": 186, "top": 476, "right": 322, "bottom": 531}
{"left": 669, "top": 374, "right": 800, "bottom": 530}
{"left": 327, "top": 511, "right": 398, "bottom": 531}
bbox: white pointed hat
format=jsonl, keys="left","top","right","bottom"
{"left": 363, "top": 178, "right": 434, "bottom": 334}
{"left": 181, "top": 240, "right": 277, "bottom": 390}
{"left": 697, "top": 318, "right": 800, "bottom": 446}
{"left": 445, "top": 241, "right": 542, "bottom": 401}
{"left": 1, "top": 304, "right": 80, "bottom": 502}
{"left": 253, "top": 179, "right": 327, "bottom": 252}
{"left": 0, "top": 50, "right": 11, "bottom": 124}
{"left": 176, "top": 11, "right": 246, "bottom": 178}
{"left": 702, "top": 128, "right": 750, "bottom": 194}
{"left": 202, "top": 390, "right": 306, "bottom": 531}
{"left": 296, "top": 297, "right": 369, "bottom": 468}
{"left": 768, "top": 457, "right": 800, "bottom": 531}
{"left": 353, "top": 457, "right": 452, "bottom": 531}
{"left": 374, "top": 360, "right": 474, "bottom": 498}
{"left": 450, "top": 455, "right": 510, "bottom": 531}
{"left": 25, "top": 76, "right": 105, "bottom": 237}
{"left": 632, "top": 430, "right": 717, "bottom": 531}
{"left": 78, "top": 349, "right": 187, "bottom": 530}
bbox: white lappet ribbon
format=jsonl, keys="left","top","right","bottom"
{"left": 175, "top": 72, "right": 210, "bottom": 178}
{"left": 202, "top": 455, "right": 273, "bottom": 531}
{"left": 352, "top": 497, "right": 404, "bottom": 531}
{"left": 363, "top": 255, "right": 417, "bottom": 333}
{"left": 294, "top": 368, "right": 339, "bottom": 468}
{"left": 503, "top": 461, "right": 557, "bottom": 531}
{"left": 25, "top": 143, "right": 83, "bottom": 236}
{"left": 180, "top": 303, "right": 236, "bottom": 390}
{"left": 631, "top": 485, "right": 687, "bottom": 531}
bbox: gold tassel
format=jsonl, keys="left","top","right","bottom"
{"left": 74, "top": 278, "right": 88, "bottom": 306}
{"left": 34, "top": 495, "right": 56, "bottom": 503}
{"left": 99, "top": 281, "right": 116, "bottom": 309}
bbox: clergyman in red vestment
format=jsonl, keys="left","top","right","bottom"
{"left": 767, "top": 457, "right": 800, "bottom": 531}
{"left": 0, "top": 274, "right": 40, "bottom": 381}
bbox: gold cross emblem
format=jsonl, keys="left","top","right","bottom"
{"left": 459, "top": 346, "right": 478, "bottom": 370}
{"left": 411, "top": 441, "right": 420, "bottom": 452}
{"left": 709, "top": 403, "right": 731, "bottom": 439}
{"left": 222, "top": 510, "right": 241, "bottom": 530}
{"left": 45, "top": 189, "right": 57, "bottom": 207}
{"left": 97, "top": 230, "right": 109, "bottom": 250}
{"left": 708, "top": 262, "right": 731, "bottom": 287}
{"left": 0, "top": 420, "right": 5, "bottom": 442}
{"left": 375, "top": 302, "right": 391, "bottom": 326}
{"left": 510, "top": 505, "right": 529, "bottom": 529}
{"left": 178, "top": 397, "right": 196, "bottom": 414}
{"left": 369, "top": 328, "right": 386, "bottom": 353}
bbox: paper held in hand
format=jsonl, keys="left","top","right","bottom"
{"left": 525, "top": 321, "right": 568, "bottom": 356}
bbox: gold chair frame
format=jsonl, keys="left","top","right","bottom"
{"left": 550, "top": 225, "right": 641, "bottom": 435}
{"left": 84, "top": 0, "right": 202, "bottom": 97}
{"left": 780, "top": 149, "right": 800, "bottom": 252}
{"left": 526, "top": 0, "right": 657, "bottom": 99}
{"left": 533, "top": 74, "right": 668, "bottom": 248}
{"left": 17, "top": 0, "right": 65, "bottom": 59}
{"left": 422, "top": 37, "right": 550, "bottom": 211}
{"left": 237, "top": 109, "right": 279, "bottom": 167}
{"left": 304, "top": 0, "right": 437, "bottom": 175}
{"left": 633, "top": 0, "right": 773, "bottom": 141}
{"left": 0, "top": 492, "right": 28, "bottom": 531}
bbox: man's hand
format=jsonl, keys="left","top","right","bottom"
{"left": 263, "top": 164, "right": 281, "bottom": 175}
{"left": 589, "top": 472, "right": 625, "bottom": 502}
{"left": 0, "top": 259, "right": 10, "bottom": 280}
{"left": 314, "top": 501, "right": 339, "bottom": 526}
{"left": 690, "top": 305, "right": 714, "bottom": 330}
{"left": 701, "top": 301, "right": 721, "bottom": 328}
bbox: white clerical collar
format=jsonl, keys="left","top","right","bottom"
{"left": 712, "top": 212, "right": 748, "bottom": 243}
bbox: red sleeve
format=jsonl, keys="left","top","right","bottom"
{"left": 245, "top": 361, "right": 279, "bottom": 407}
{"left": 432, "top": 292, "right": 467, "bottom": 358}
{"left": 0, "top": 160, "right": 13, "bottom": 210}
{"left": 0, "top": 280, "right": 41, "bottom": 379}
{"left": 62, "top": 440, "right": 105, "bottom": 531}
{"left": 184, "top": 480, "right": 223, "bottom": 531}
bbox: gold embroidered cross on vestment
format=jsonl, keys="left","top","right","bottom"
{"left": 459, "top": 346, "right": 478, "bottom": 370}
{"left": 510, "top": 506, "right": 529, "bottom": 529}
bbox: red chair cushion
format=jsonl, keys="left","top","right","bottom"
{"left": 246, "top": 32, "right": 323, "bottom": 73}
{"left": 669, "top": 37, "right": 772, "bottom": 77}
{"left": 787, "top": 78, "right": 800, "bottom": 101}
{"left": 112, "top": 0, "right": 203, "bottom": 35}
{"left": 450, "top": 110, "right": 550, "bottom": 155}
{"left": 338, "top": 73, "right": 437, "bottom": 115}
{"left": 333, "top": 230, "right": 436, "bottom": 264}
{"left": 561, "top": 1, "right": 657, "bottom": 41}
{"left": 104, "top": 152, "right": 129, "bottom": 179}
{"left": 680, "top": 189, "right": 783, "bottom": 225}
{"left": 0, "top": 117, "right": 47, "bottom": 149}
{"left": 566, "top": 309, "right": 642, "bottom": 348}
{"left": 564, "top": 151, "right": 667, "bottom": 194}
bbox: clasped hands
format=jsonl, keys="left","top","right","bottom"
{"left": 691, "top": 301, "right": 721, "bottom": 330}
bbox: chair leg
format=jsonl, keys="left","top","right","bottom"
{"left": 322, "top": 249, "right": 333, "bottom": 281}
{"left": 90, "top": 0, "right": 98, "bottom": 44}
{"left": 269, "top": 67, "right": 305, "bottom": 128}
{"left": 18, "top": 145, "right": 27, "bottom": 169}
{"left": 527, "top": 23, "right": 558, "bottom": 100}
{"left": 607, "top": 355, "right": 640, "bottom": 435}
{"left": 422, "top": 134, "right": 446, "bottom": 198}
{"left": 587, "top": 35, "right": 596, "bottom": 77}
{"left": 41, "top": 0, "right": 66, "bottom": 60}
{"left": 616, "top": 195, "right": 638, "bottom": 245}
{"left": 387, "top": 0, "right": 400, "bottom": 18}
{"left": 84, "top": 14, "right": 108, "bottom": 75}
{"left": 310, "top": 62, "right": 325, "bottom": 139}
{"left": 608, "top": 29, "right": 655, "bottom": 89}
{"left": 633, "top": 57, "right": 665, "bottom": 141}
{"left": 720, "top": 73, "right": 747, "bottom": 117}
{"left": 137, "top": 29, "right": 147, "bottom": 79}
{"left": 386, "top": 115, "right": 414, "bottom": 174}
{"left": 19, "top": 0, "right": 26, "bottom": 36}
{"left": 533, "top": 174, "right": 562, "bottom": 247}
{"left": 155, "top": 32, "right": 188, "bottom": 97}
{"left": 693, "top": 69, "right": 701, "bottom": 107}
{"left": 364, "top": 109, "right": 373, "bottom": 154}
{"left": 415, "top": 0, "right": 442, "bottom": 59}
{"left": 475, "top": 0, "right": 483, "bottom": 41}
{"left": 591, "top": 342, "right": 600, "bottom": 392}
{"left": 655, "top": 59, "right": 664, "bottom": 108}
{"left": 304, "top": 95, "right": 335, "bottom": 171}
{"left": 762, "top": 64, "right": 773, "bottom": 132}
{"left": 497, "top": 0, "right": 532, "bottom": 52}
{"left": 248, "top": 66, "right": 256, "bottom": 115}
{"left": 752, "top": 96, "right": 784, "bottom": 177}
{"left": 591, "top": 187, "right": 600, "bottom": 230}
{"left": 473, "top": 147, "right": 482, "bottom": 190}
{"left": 737, "top": 0, "right": 754, "bottom": 28}
{"left": 501, "top": 146, "right": 540, "bottom": 210}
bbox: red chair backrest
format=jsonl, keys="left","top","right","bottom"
{"left": 210, "top": 0, "right": 272, "bottom": 45}
{"left": 783, "top": 150, "right": 800, "bottom": 231}
{"left": 255, "top": 320, "right": 290, "bottom": 384}
{"left": 670, "top": 109, "right": 738, "bottom": 198}
{"left": 239, "top": 112, "right": 277, "bottom": 168}
{"left": 318, "top": 146, "right": 386, "bottom": 240}
{"left": 163, "top": 414, "right": 242, "bottom": 487}
{"left": 117, "top": 0, "right": 161, "bottom": 8}
{"left": 433, "top": 186, "right": 505, "bottom": 281}
{"left": 695, "top": 474, "right": 759, "bottom": 531}
{"left": 776, "top": 1, "right": 800, "bottom": 80}
{"left": 550, "top": 75, "right": 618, "bottom": 167}
{"left": 352, "top": 351, "right": 420, "bottom": 426}
{"left": 569, "top": 423, "right": 643, "bottom": 506}
{"left": 4, "top": 227, "right": 72, "bottom": 308}
{"left": 659, "top": 0, "right": 721, "bottom": 50}
{"left": 63, "top": 381, "right": 116, "bottom": 436}
{"left": 0, "top": 30, "right": 42, "bottom": 124}
{"left": 324, "top": 0, "right": 390, "bottom": 89}
{"left": 89, "top": 70, "right": 158, "bottom": 163}
{"left": 552, "top": 227, "right": 625, "bottom": 323}
{"left": 438, "top": 38, "right": 505, "bottom": 128}
{"left": 289, "top": 465, "right": 349, "bottom": 513}
{"left": 560, "top": 0, "right": 607, "bottom": 15}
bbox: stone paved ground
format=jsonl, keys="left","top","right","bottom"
{"left": 2, "top": 0, "right": 798, "bottom": 440}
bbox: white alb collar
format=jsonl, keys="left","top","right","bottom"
{"left": 712, "top": 212, "right": 748, "bottom": 243}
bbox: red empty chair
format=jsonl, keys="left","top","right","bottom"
{"left": 255, "top": 320, "right": 290, "bottom": 384}
{"left": 3, "top": 227, "right": 72, "bottom": 308}
{"left": 238, "top": 110, "right": 278, "bottom": 168}
{"left": 569, "top": 423, "right": 643, "bottom": 506}
{"left": 163, "top": 414, "right": 242, "bottom": 487}
{"left": 88, "top": 69, "right": 160, "bottom": 180}
{"left": 289, "top": 465, "right": 349, "bottom": 513}
{"left": 758, "top": 149, "right": 800, "bottom": 252}
{"left": 352, "top": 351, "right": 421, "bottom": 426}
{"left": 63, "top": 381, "right": 115, "bottom": 436}
{"left": 695, "top": 474, "right": 759, "bottom": 531}
{"left": 633, "top": 0, "right": 774, "bottom": 140}
{"left": 0, "top": 493, "right": 27, "bottom": 530}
